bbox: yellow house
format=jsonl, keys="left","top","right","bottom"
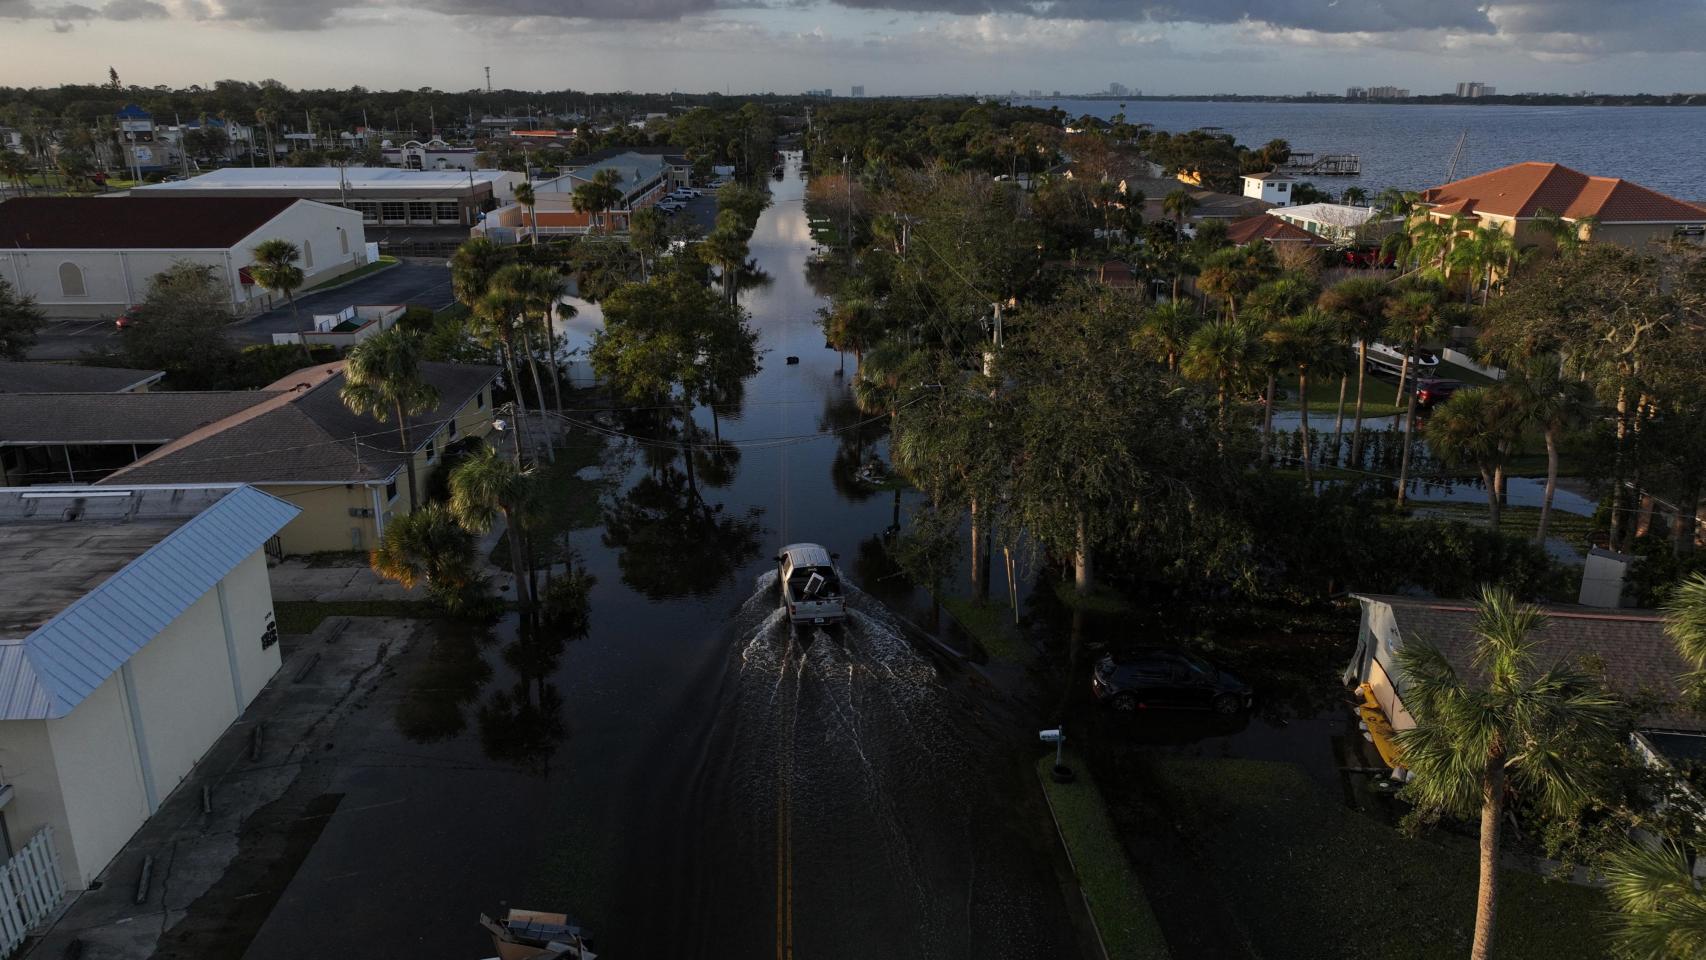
{"left": 99, "top": 361, "right": 500, "bottom": 554}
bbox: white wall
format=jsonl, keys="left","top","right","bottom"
{"left": 0, "top": 199, "right": 366, "bottom": 320}
{"left": 44, "top": 674, "right": 151, "bottom": 887}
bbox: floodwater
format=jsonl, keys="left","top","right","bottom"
{"left": 242, "top": 154, "right": 1081, "bottom": 960}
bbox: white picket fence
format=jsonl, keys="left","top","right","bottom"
{"left": 0, "top": 828, "right": 66, "bottom": 957}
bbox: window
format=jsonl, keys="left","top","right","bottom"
{"left": 435, "top": 201, "right": 460, "bottom": 223}
{"left": 447, "top": 418, "right": 458, "bottom": 440}
{"left": 58, "top": 261, "right": 86, "bottom": 298}
{"left": 1276, "top": 182, "right": 1288, "bottom": 192}
{"left": 407, "top": 201, "right": 434, "bottom": 222}
{"left": 380, "top": 201, "right": 407, "bottom": 222}
{"left": 351, "top": 202, "right": 379, "bottom": 222}
{"left": 338, "top": 228, "right": 349, "bottom": 255}
{"left": 425, "top": 441, "right": 437, "bottom": 464}
{"left": 302, "top": 240, "right": 313, "bottom": 269}
{"left": 385, "top": 479, "right": 398, "bottom": 502}
{"left": 476, "top": 389, "right": 486, "bottom": 410}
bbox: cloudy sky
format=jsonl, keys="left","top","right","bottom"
{"left": 1, "top": 0, "right": 1703, "bottom": 94}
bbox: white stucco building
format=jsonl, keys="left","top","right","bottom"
{"left": 1241, "top": 172, "right": 1298, "bottom": 207}
{"left": 0, "top": 485, "right": 297, "bottom": 892}
{"left": 0, "top": 196, "right": 366, "bottom": 320}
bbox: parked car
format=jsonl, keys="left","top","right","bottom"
{"left": 113, "top": 305, "right": 143, "bottom": 329}
{"left": 657, "top": 201, "right": 685, "bottom": 213}
{"left": 775, "top": 543, "right": 846, "bottom": 626}
{"left": 1414, "top": 377, "right": 1466, "bottom": 409}
{"left": 1091, "top": 649, "right": 1252, "bottom": 714}
{"left": 1365, "top": 340, "right": 1440, "bottom": 378}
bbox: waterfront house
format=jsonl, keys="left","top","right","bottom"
{"left": 1225, "top": 214, "right": 1330, "bottom": 249}
{"left": 1418, "top": 162, "right": 1706, "bottom": 248}
{"left": 1241, "top": 172, "right": 1298, "bottom": 207}
{"left": 0, "top": 485, "right": 296, "bottom": 895}
{"left": 1267, "top": 203, "right": 1397, "bottom": 242}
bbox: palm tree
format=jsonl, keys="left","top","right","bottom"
{"left": 471, "top": 287, "right": 534, "bottom": 459}
{"left": 340, "top": 328, "right": 441, "bottom": 511}
{"left": 1319, "top": 278, "right": 1391, "bottom": 469}
{"left": 629, "top": 207, "right": 667, "bottom": 281}
{"left": 1245, "top": 275, "right": 1320, "bottom": 453}
{"left": 1162, "top": 189, "right": 1199, "bottom": 226}
{"left": 571, "top": 169, "right": 623, "bottom": 233}
{"left": 1384, "top": 287, "right": 1448, "bottom": 506}
{"left": 1263, "top": 307, "right": 1341, "bottom": 483}
{"left": 1341, "top": 185, "right": 1370, "bottom": 206}
{"left": 1603, "top": 838, "right": 1706, "bottom": 960}
{"left": 1426, "top": 388, "right": 1518, "bottom": 530}
{"left": 703, "top": 210, "right": 750, "bottom": 305}
{"left": 1664, "top": 573, "right": 1706, "bottom": 703}
{"left": 369, "top": 502, "right": 480, "bottom": 611}
{"left": 1395, "top": 587, "right": 1622, "bottom": 960}
{"left": 449, "top": 444, "right": 535, "bottom": 611}
{"left": 450, "top": 237, "right": 511, "bottom": 308}
{"left": 1531, "top": 208, "right": 1599, "bottom": 258}
{"left": 1183, "top": 319, "right": 1260, "bottom": 424}
{"left": 1136, "top": 301, "right": 1202, "bottom": 373}
{"left": 0, "top": 151, "right": 30, "bottom": 198}
{"left": 496, "top": 263, "right": 571, "bottom": 416}
{"left": 1504, "top": 356, "right": 1591, "bottom": 544}
{"left": 249, "top": 238, "right": 308, "bottom": 361}
{"left": 514, "top": 181, "right": 539, "bottom": 247}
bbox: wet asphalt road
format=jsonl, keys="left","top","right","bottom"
{"left": 241, "top": 155, "right": 1084, "bottom": 960}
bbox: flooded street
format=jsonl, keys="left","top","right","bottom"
{"left": 243, "top": 155, "right": 1081, "bottom": 960}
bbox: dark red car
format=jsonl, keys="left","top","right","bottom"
{"left": 1414, "top": 378, "right": 1466, "bottom": 409}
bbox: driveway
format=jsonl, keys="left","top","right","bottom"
{"left": 228, "top": 259, "right": 456, "bottom": 345}
{"left": 26, "top": 317, "right": 122, "bottom": 361}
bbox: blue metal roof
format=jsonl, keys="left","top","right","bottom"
{"left": 0, "top": 486, "right": 298, "bottom": 721}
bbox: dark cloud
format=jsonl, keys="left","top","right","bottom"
{"left": 102, "top": 0, "right": 167, "bottom": 18}
{"left": 828, "top": 0, "right": 1496, "bottom": 34}
{"left": 412, "top": 0, "right": 719, "bottom": 16}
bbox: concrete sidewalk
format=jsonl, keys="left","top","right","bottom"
{"left": 23, "top": 617, "right": 422, "bottom": 960}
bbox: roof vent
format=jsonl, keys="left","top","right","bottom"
{"left": 61, "top": 498, "right": 86, "bottom": 522}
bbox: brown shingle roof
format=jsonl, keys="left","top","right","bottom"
{"left": 103, "top": 361, "right": 500, "bottom": 485}
{"left": 1225, "top": 215, "right": 1329, "bottom": 247}
{"left": 1366, "top": 594, "right": 1700, "bottom": 732}
{"left": 1421, "top": 162, "right": 1706, "bottom": 223}
{"left": 0, "top": 197, "right": 300, "bottom": 249}
{"left": 0, "top": 361, "right": 163, "bottom": 394}
{"left": 0, "top": 392, "right": 276, "bottom": 444}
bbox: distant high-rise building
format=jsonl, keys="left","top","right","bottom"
{"left": 851, "top": 85, "right": 864, "bottom": 97}
{"left": 1455, "top": 81, "right": 1497, "bottom": 98}
{"left": 1028, "top": 89, "right": 1043, "bottom": 98}
{"left": 1345, "top": 86, "right": 1367, "bottom": 99}
{"left": 1108, "top": 82, "right": 1128, "bottom": 96}
{"left": 1366, "top": 85, "right": 1409, "bottom": 98}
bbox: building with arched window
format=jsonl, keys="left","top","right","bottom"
{"left": 0, "top": 197, "right": 366, "bottom": 320}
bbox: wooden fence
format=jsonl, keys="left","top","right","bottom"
{"left": 0, "top": 828, "right": 66, "bottom": 957}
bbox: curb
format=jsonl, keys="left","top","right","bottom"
{"left": 292, "top": 257, "right": 401, "bottom": 298}
{"left": 1036, "top": 763, "right": 1114, "bottom": 960}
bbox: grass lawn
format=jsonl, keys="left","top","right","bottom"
{"left": 1416, "top": 502, "right": 1597, "bottom": 554}
{"left": 274, "top": 599, "right": 441, "bottom": 634}
{"left": 942, "top": 595, "right": 1030, "bottom": 663}
{"left": 1037, "top": 755, "right": 1171, "bottom": 960}
{"left": 297, "top": 255, "right": 398, "bottom": 294}
{"left": 1275, "top": 359, "right": 1498, "bottom": 418}
{"left": 1130, "top": 758, "right": 1607, "bottom": 960}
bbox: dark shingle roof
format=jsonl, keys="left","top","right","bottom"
{"left": 0, "top": 197, "right": 300, "bottom": 249}
{"left": 1366, "top": 594, "right": 1700, "bottom": 733}
{"left": 0, "top": 361, "right": 164, "bottom": 394}
{"left": 104, "top": 361, "right": 500, "bottom": 485}
{"left": 0, "top": 392, "right": 276, "bottom": 444}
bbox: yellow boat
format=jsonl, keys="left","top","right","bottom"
{"left": 1356, "top": 683, "right": 1404, "bottom": 771}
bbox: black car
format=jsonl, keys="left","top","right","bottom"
{"left": 1091, "top": 649, "right": 1252, "bottom": 715}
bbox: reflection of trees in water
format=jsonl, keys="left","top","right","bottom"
{"left": 853, "top": 534, "right": 912, "bottom": 607}
{"left": 395, "top": 620, "right": 497, "bottom": 743}
{"left": 478, "top": 616, "right": 570, "bottom": 773}
{"left": 601, "top": 462, "right": 764, "bottom": 600}
{"left": 695, "top": 439, "right": 742, "bottom": 489}
{"left": 820, "top": 386, "right": 891, "bottom": 503}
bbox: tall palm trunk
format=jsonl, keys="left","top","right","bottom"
{"left": 502, "top": 339, "right": 533, "bottom": 463}
{"left": 503, "top": 505, "right": 535, "bottom": 610}
{"left": 393, "top": 398, "right": 418, "bottom": 511}
{"left": 969, "top": 498, "right": 990, "bottom": 601}
{"left": 1395, "top": 334, "right": 1423, "bottom": 507}
{"left": 1298, "top": 368, "right": 1313, "bottom": 485}
{"left": 289, "top": 289, "right": 310, "bottom": 363}
{"left": 518, "top": 327, "right": 555, "bottom": 461}
{"left": 1536, "top": 426, "right": 1560, "bottom": 545}
{"left": 1350, "top": 340, "right": 1370, "bottom": 468}
{"left": 1471, "top": 748, "right": 1507, "bottom": 960}
{"left": 1330, "top": 372, "right": 1347, "bottom": 467}
{"left": 1480, "top": 466, "right": 1502, "bottom": 530}
{"left": 1261, "top": 372, "right": 1277, "bottom": 461}
{"left": 1394, "top": 352, "right": 1411, "bottom": 413}
{"left": 1610, "top": 384, "right": 1631, "bottom": 552}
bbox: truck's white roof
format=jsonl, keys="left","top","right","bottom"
{"left": 780, "top": 543, "right": 832, "bottom": 566}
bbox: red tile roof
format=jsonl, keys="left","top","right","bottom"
{"left": 0, "top": 196, "right": 302, "bottom": 249}
{"left": 1225, "top": 214, "right": 1329, "bottom": 246}
{"left": 1421, "top": 162, "right": 1706, "bottom": 223}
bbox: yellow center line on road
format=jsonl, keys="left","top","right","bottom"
{"left": 776, "top": 640, "right": 796, "bottom": 960}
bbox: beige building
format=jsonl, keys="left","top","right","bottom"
{"left": 1419, "top": 161, "right": 1706, "bottom": 249}
{"left": 102, "top": 361, "right": 501, "bottom": 554}
{"left": 0, "top": 196, "right": 367, "bottom": 320}
{"left": 0, "top": 486, "right": 297, "bottom": 893}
